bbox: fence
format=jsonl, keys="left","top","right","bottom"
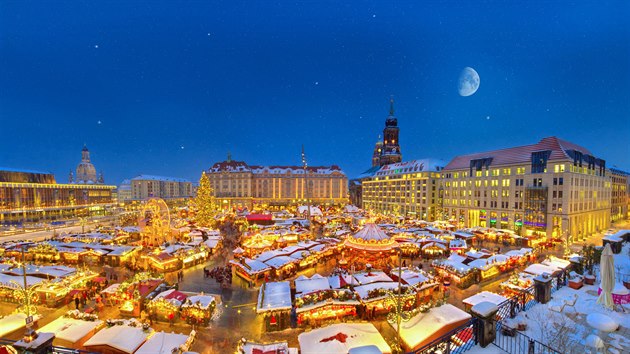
{"left": 409, "top": 318, "right": 477, "bottom": 354}
{"left": 409, "top": 270, "right": 569, "bottom": 354}
{"left": 493, "top": 322, "right": 562, "bottom": 354}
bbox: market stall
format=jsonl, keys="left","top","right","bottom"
{"left": 37, "top": 310, "right": 103, "bottom": 349}
{"left": 256, "top": 281, "right": 292, "bottom": 332}
{"left": 181, "top": 293, "right": 217, "bottom": 327}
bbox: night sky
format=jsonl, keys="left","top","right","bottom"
{"left": 1, "top": 1, "right": 629, "bottom": 185}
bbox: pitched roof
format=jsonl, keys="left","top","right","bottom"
{"left": 444, "top": 136, "right": 594, "bottom": 171}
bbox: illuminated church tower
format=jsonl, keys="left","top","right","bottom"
{"left": 379, "top": 98, "right": 402, "bottom": 166}
{"left": 76, "top": 145, "right": 99, "bottom": 184}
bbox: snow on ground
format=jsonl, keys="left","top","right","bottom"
{"left": 504, "top": 281, "right": 629, "bottom": 353}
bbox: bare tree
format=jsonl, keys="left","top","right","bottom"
{"left": 526, "top": 306, "right": 580, "bottom": 354}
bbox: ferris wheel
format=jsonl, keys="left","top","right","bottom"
{"left": 139, "top": 198, "right": 172, "bottom": 245}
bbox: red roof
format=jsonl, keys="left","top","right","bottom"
{"left": 247, "top": 214, "right": 273, "bottom": 221}
{"left": 444, "top": 137, "right": 594, "bottom": 171}
{"left": 164, "top": 290, "right": 188, "bottom": 302}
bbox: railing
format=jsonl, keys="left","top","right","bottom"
{"left": 493, "top": 322, "right": 562, "bottom": 354}
{"left": 408, "top": 318, "right": 477, "bottom": 354}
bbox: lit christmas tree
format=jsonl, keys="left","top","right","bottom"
{"left": 193, "top": 172, "right": 218, "bottom": 227}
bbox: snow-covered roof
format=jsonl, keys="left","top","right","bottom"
{"left": 524, "top": 263, "right": 559, "bottom": 276}
{"left": 295, "top": 275, "right": 332, "bottom": 294}
{"left": 353, "top": 271, "right": 393, "bottom": 285}
{"left": 84, "top": 325, "right": 151, "bottom": 353}
{"left": 135, "top": 332, "right": 190, "bottom": 354}
{"left": 183, "top": 294, "right": 215, "bottom": 309}
{"left": 298, "top": 323, "right": 392, "bottom": 354}
{"left": 397, "top": 304, "right": 471, "bottom": 351}
{"left": 131, "top": 175, "right": 190, "bottom": 183}
{"left": 373, "top": 159, "right": 446, "bottom": 176}
{"left": 0, "top": 313, "right": 43, "bottom": 338}
{"left": 354, "top": 281, "right": 399, "bottom": 300}
{"left": 390, "top": 268, "right": 430, "bottom": 287}
{"left": 257, "top": 281, "right": 291, "bottom": 313}
{"left": 264, "top": 256, "right": 296, "bottom": 269}
{"left": 541, "top": 256, "right": 571, "bottom": 270}
{"left": 463, "top": 291, "right": 508, "bottom": 307}
{"left": 38, "top": 317, "right": 103, "bottom": 343}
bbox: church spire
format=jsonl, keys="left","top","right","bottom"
{"left": 389, "top": 96, "right": 395, "bottom": 116}
{"left": 227, "top": 151, "right": 232, "bottom": 162}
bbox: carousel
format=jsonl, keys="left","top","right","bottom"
{"left": 343, "top": 224, "right": 398, "bottom": 270}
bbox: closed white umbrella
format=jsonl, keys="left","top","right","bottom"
{"left": 596, "top": 244, "right": 615, "bottom": 309}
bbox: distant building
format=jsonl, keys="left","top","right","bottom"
{"left": 206, "top": 155, "right": 348, "bottom": 210}
{"left": 130, "top": 175, "right": 193, "bottom": 201}
{"left": 0, "top": 167, "right": 115, "bottom": 224}
{"left": 609, "top": 168, "right": 629, "bottom": 222}
{"left": 441, "top": 136, "right": 611, "bottom": 243}
{"left": 375, "top": 98, "right": 402, "bottom": 167}
{"left": 361, "top": 159, "right": 446, "bottom": 219}
{"left": 117, "top": 179, "right": 132, "bottom": 202}
{"left": 72, "top": 145, "right": 105, "bottom": 184}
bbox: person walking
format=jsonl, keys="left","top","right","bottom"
{"left": 168, "top": 312, "right": 175, "bottom": 327}
{"left": 74, "top": 295, "right": 80, "bottom": 310}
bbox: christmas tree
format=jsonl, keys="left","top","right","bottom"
{"left": 193, "top": 172, "right": 217, "bottom": 227}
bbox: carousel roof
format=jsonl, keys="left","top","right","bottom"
{"left": 344, "top": 224, "right": 397, "bottom": 252}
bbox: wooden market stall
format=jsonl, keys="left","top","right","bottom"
{"left": 396, "top": 304, "right": 472, "bottom": 352}
{"left": 180, "top": 294, "right": 217, "bottom": 327}
{"left": 37, "top": 311, "right": 103, "bottom": 349}
{"left": 83, "top": 323, "right": 152, "bottom": 354}
{"left": 256, "top": 281, "right": 292, "bottom": 332}
{"left": 298, "top": 323, "right": 392, "bottom": 354}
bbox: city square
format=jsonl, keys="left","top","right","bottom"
{"left": 1, "top": 1, "right": 629, "bottom": 354}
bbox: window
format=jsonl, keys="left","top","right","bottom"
{"left": 516, "top": 167, "right": 526, "bottom": 175}
{"left": 559, "top": 177, "right": 563, "bottom": 185}
{"left": 553, "top": 178, "right": 558, "bottom": 185}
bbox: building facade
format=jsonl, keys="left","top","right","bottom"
{"left": 0, "top": 168, "right": 115, "bottom": 224}
{"left": 117, "top": 179, "right": 132, "bottom": 202}
{"left": 206, "top": 157, "right": 348, "bottom": 210}
{"left": 130, "top": 175, "right": 193, "bottom": 201}
{"left": 609, "top": 168, "right": 629, "bottom": 222}
{"left": 361, "top": 159, "right": 445, "bottom": 220}
{"left": 441, "top": 136, "right": 611, "bottom": 243}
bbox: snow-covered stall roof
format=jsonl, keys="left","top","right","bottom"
{"left": 328, "top": 274, "right": 355, "bottom": 289}
{"left": 397, "top": 304, "right": 472, "bottom": 351}
{"left": 541, "top": 256, "right": 571, "bottom": 270}
{"left": 463, "top": 291, "right": 508, "bottom": 307}
{"left": 523, "top": 263, "right": 559, "bottom": 276}
{"left": 295, "top": 274, "right": 331, "bottom": 294}
{"left": 257, "top": 281, "right": 292, "bottom": 313}
{"left": 452, "top": 231, "right": 475, "bottom": 239}
{"left": 135, "top": 332, "right": 191, "bottom": 354}
{"left": 298, "top": 323, "right": 392, "bottom": 354}
{"left": 84, "top": 325, "right": 151, "bottom": 354}
{"left": 183, "top": 294, "right": 216, "bottom": 309}
{"left": 390, "top": 268, "right": 430, "bottom": 287}
{"left": 264, "top": 256, "right": 296, "bottom": 269}
{"left": 0, "top": 313, "right": 43, "bottom": 338}
{"left": 38, "top": 317, "right": 103, "bottom": 343}
{"left": 354, "top": 281, "right": 399, "bottom": 300}
{"left": 353, "top": 271, "right": 393, "bottom": 285}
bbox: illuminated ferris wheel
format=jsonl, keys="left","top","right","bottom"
{"left": 139, "top": 198, "right": 172, "bottom": 246}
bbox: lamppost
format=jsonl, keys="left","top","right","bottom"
{"left": 11, "top": 247, "right": 39, "bottom": 342}
{"left": 385, "top": 247, "right": 414, "bottom": 351}
{"left": 79, "top": 216, "right": 88, "bottom": 234}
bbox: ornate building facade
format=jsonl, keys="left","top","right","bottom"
{"left": 206, "top": 156, "right": 347, "bottom": 210}
{"left": 610, "top": 168, "right": 629, "bottom": 222}
{"left": 72, "top": 145, "right": 104, "bottom": 184}
{"left": 441, "top": 136, "right": 611, "bottom": 243}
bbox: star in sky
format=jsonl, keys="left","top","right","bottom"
{"left": 94, "top": 45, "right": 99, "bottom": 49}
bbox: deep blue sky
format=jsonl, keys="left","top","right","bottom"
{"left": 1, "top": 1, "right": 629, "bottom": 185}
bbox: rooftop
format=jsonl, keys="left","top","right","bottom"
{"left": 131, "top": 175, "right": 190, "bottom": 183}
{"left": 444, "top": 136, "right": 596, "bottom": 170}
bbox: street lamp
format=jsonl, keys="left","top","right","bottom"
{"left": 385, "top": 247, "right": 414, "bottom": 351}
{"left": 11, "top": 247, "right": 39, "bottom": 342}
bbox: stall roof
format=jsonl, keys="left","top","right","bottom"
{"left": 397, "top": 304, "right": 471, "bottom": 351}
{"left": 257, "top": 281, "right": 291, "bottom": 313}
{"left": 38, "top": 317, "right": 103, "bottom": 344}
{"left": 298, "top": 323, "right": 392, "bottom": 354}
{"left": 354, "top": 281, "right": 399, "bottom": 300}
{"left": 462, "top": 291, "right": 508, "bottom": 307}
{"left": 264, "top": 256, "right": 296, "bottom": 269}
{"left": 183, "top": 294, "right": 215, "bottom": 309}
{"left": 523, "top": 263, "right": 558, "bottom": 276}
{"left": 84, "top": 325, "right": 151, "bottom": 354}
{"left": 390, "top": 268, "right": 430, "bottom": 287}
{"left": 353, "top": 271, "right": 393, "bottom": 285}
{"left": 541, "top": 256, "right": 571, "bottom": 270}
{"left": 295, "top": 275, "right": 331, "bottom": 294}
{"left": 135, "top": 332, "right": 190, "bottom": 354}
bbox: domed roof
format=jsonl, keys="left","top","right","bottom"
{"left": 344, "top": 223, "right": 398, "bottom": 252}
